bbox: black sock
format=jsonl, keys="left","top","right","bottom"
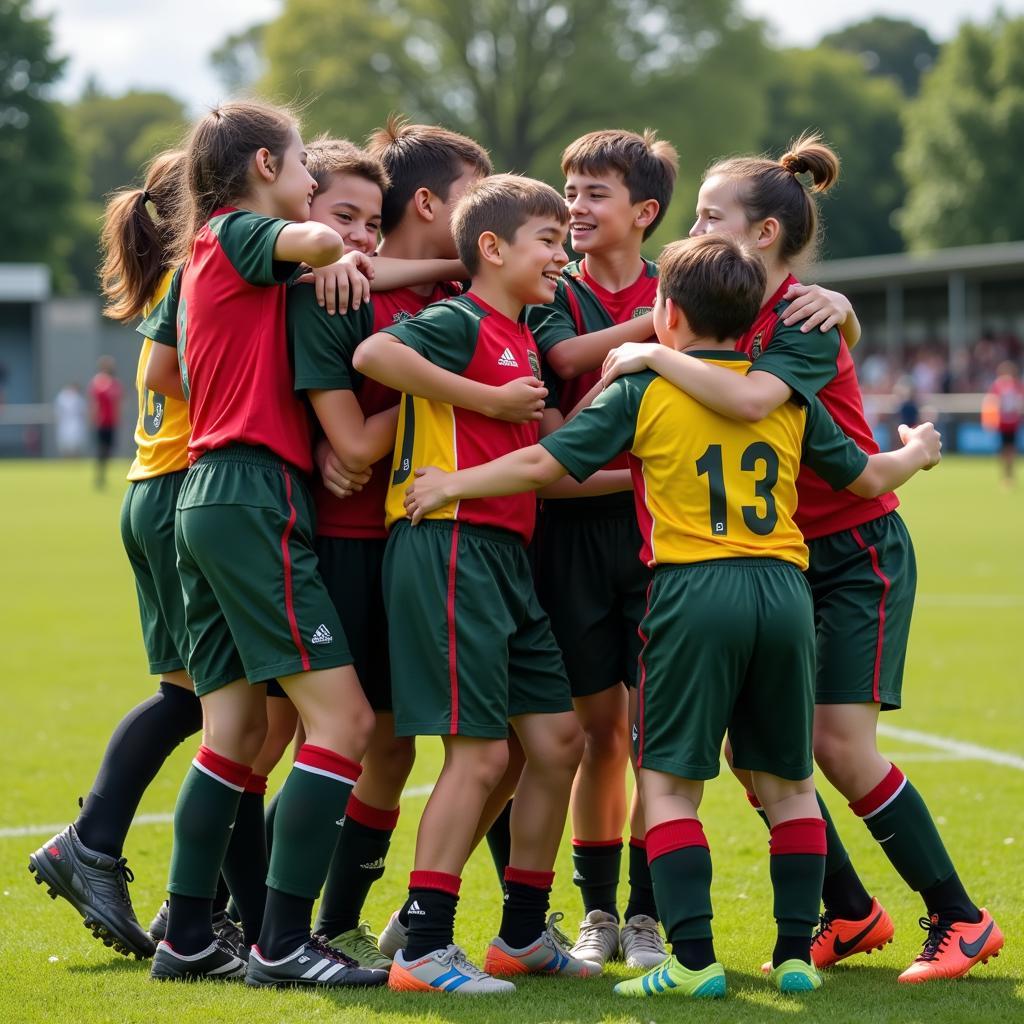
{"left": 316, "top": 795, "right": 398, "bottom": 939}
{"left": 571, "top": 839, "right": 622, "bottom": 918}
{"left": 624, "top": 838, "right": 658, "bottom": 921}
{"left": 257, "top": 888, "right": 314, "bottom": 960}
{"left": 213, "top": 874, "right": 230, "bottom": 917}
{"left": 773, "top": 934, "right": 814, "bottom": 966}
{"left": 673, "top": 938, "right": 716, "bottom": 971}
{"left": 166, "top": 893, "right": 214, "bottom": 955}
{"left": 484, "top": 800, "right": 513, "bottom": 889}
{"left": 822, "top": 859, "right": 874, "bottom": 921}
{"left": 221, "top": 779, "right": 268, "bottom": 945}
{"left": 921, "top": 873, "right": 981, "bottom": 924}
{"left": 75, "top": 682, "right": 202, "bottom": 857}
{"left": 498, "top": 868, "right": 552, "bottom": 948}
{"left": 403, "top": 873, "right": 461, "bottom": 959}
{"left": 397, "top": 895, "right": 412, "bottom": 928}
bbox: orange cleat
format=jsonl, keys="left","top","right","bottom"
{"left": 898, "top": 909, "right": 1003, "bottom": 984}
{"left": 810, "top": 897, "right": 895, "bottom": 969}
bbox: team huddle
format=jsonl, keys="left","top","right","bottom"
{"left": 28, "top": 101, "right": 1003, "bottom": 1000}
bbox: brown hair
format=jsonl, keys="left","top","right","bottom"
{"left": 99, "top": 149, "right": 185, "bottom": 322}
{"left": 452, "top": 174, "right": 568, "bottom": 276}
{"left": 706, "top": 131, "right": 840, "bottom": 262}
{"left": 561, "top": 129, "right": 679, "bottom": 240}
{"left": 658, "top": 235, "right": 766, "bottom": 342}
{"left": 306, "top": 135, "right": 390, "bottom": 194}
{"left": 174, "top": 100, "right": 298, "bottom": 264}
{"left": 365, "top": 114, "right": 493, "bottom": 235}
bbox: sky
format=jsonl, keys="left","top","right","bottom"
{"left": 39, "top": 0, "right": 1024, "bottom": 111}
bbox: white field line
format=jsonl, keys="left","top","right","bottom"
{"left": 877, "top": 724, "right": 1024, "bottom": 771}
{"left": 0, "top": 783, "right": 434, "bottom": 840}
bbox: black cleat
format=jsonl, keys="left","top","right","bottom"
{"left": 29, "top": 824, "right": 155, "bottom": 960}
{"left": 246, "top": 934, "right": 390, "bottom": 988}
{"left": 149, "top": 901, "right": 247, "bottom": 958}
{"left": 150, "top": 938, "right": 247, "bottom": 981}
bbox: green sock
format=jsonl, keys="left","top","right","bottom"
{"left": 168, "top": 746, "right": 249, "bottom": 898}
{"left": 646, "top": 819, "right": 714, "bottom": 945}
{"left": 852, "top": 765, "right": 955, "bottom": 891}
{"left": 624, "top": 838, "right": 658, "bottom": 921}
{"left": 571, "top": 838, "right": 622, "bottom": 918}
{"left": 265, "top": 744, "right": 360, "bottom": 899}
{"left": 769, "top": 819, "right": 827, "bottom": 964}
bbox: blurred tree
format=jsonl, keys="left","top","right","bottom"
{"left": 759, "top": 47, "right": 905, "bottom": 259}
{"left": 899, "top": 15, "right": 1024, "bottom": 250}
{"left": 821, "top": 16, "right": 938, "bottom": 95}
{"left": 0, "top": 0, "right": 79, "bottom": 286}
{"left": 210, "top": 23, "right": 266, "bottom": 94}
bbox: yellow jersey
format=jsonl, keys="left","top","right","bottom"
{"left": 127, "top": 269, "right": 190, "bottom": 481}
{"left": 540, "top": 353, "right": 869, "bottom": 570}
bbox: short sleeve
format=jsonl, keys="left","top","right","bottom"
{"left": 526, "top": 281, "right": 579, "bottom": 356}
{"left": 381, "top": 299, "right": 478, "bottom": 374}
{"left": 540, "top": 371, "right": 650, "bottom": 481}
{"left": 801, "top": 397, "right": 869, "bottom": 490}
{"left": 751, "top": 310, "right": 842, "bottom": 403}
{"left": 209, "top": 210, "right": 297, "bottom": 286}
{"left": 137, "top": 266, "right": 182, "bottom": 347}
{"left": 290, "top": 285, "right": 373, "bottom": 392}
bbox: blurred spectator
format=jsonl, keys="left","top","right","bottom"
{"left": 54, "top": 382, "right": 88, "bottom": 457}
{"left": 984, "top": 362, "right": 1023, "bottom": 486}
{"left": 892, "top": 374, "right": 921, "bottom": 430}
{"left": 88, "top": 355, "right": 123, "bottom": 488}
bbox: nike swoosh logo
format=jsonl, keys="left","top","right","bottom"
{"left": 959, "top": 921, "right": 994, "bottom": 959}
{"left": 833, "top": 911, "right": 883, "bottom": 956}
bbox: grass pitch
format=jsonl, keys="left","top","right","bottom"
{"left": 1, "top": 457, "right": 1021, "bottom": 1023}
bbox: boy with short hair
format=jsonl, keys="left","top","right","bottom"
{"left": 402, "top": 234, "right": 943, "bottom": 998}
{"left": 523, "top": 128, "right": 678, "bottom": 968}
{"left": 291, "top": 128, "right": 542, "bottom": 970}
{"left": 353, "top": 174, "right": 596, "bottom": 994}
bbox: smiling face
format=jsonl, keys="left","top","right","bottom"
{"left": 498, "top": 215, "right": 569, "bottom": 306}
{"left": 309, "top": 172, "right": 383, "bottom": 254}
{"left": 268, "top": 127, "right": 318, "bottom": 222}
{"left": 564, "top": 170, "right": 646, "bottom": 253}
{"left": 689, "top": 174, "right": 759, "bottom": 245}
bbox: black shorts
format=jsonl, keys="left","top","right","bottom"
{"left": 96, "top": 426, "right": 114, "bottom": 457}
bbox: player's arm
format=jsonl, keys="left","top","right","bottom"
{"left": 781, "top": 283, "right": 862, "bottom": 348}
{"left": 847, "top": 423, "right": 941, "bottom": 497}
{"left": 308, "top": 389, "right": 399, "bottom": 473}
{"left": 603, "top": 343, "right": 792, "bottom": 422}
{"left": 353, "top": 331, "right": 546, "bottom": 422}
{"left": 544, "top": 315, "right": 655, "bottom": 380}
{"left": 274, "top": 222, "right": 344, "bottom": 267}
{"left": 405, "top": 445, "right": 568, "bottom": 523}
{"left": 144, "top": 342, "right": 184, "bottom": 401}
{"left": 369, "top": 257, "right": 465, "bottom": 291}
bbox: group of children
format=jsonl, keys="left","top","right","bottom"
{"left": 28, "top": 100, "right": 1003, "bottom": 1000}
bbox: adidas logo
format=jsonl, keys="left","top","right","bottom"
{"left": 497, "top": 347, "right": 519, "bottom": 368}
{"left": 408, "top": 900, "right": 427, "bottom": 916}
{"left": 311, "top": 623, "right": 333, "bottom": 645}
{"left": 336, "top": 816, "right": 346, "bottom": 827}
{"left": 632, "top": 723, "right": 639, "bottom": 743}
{"left": 359, "top": 857, "right": 386, "bottom": 870}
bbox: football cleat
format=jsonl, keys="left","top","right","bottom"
{"left": 620, "top": 914, "right": 669, "bottom": 969}
{"left": 810, "top": 897, "right": 894, "bottom": 968}
{"left": 898, "top": 909, "right": 1004, "bottom": 983}
{"left": 613, "top": 955, "right": 726, "bottom": 998}
{"left": 378, "top": 908, "right": 409, "bottom": 960}
{"left": 389, "top": 943, "right": 515, "bottom": 994}
{"left": 148, "top": 900, "right": 246, "bottom": 957}
{"left": 569, "top": 909, "right": 620, "bottom": 966}
{"left": 769, "top": 958, "right": 822, "bottom": 993}
{"left": 150, "top": 937, "right": 246, "bottom": 981}
{"left": 321, "top": 921, "right": 392, "bottom": 970}
{"left": 29, "top": 824, "right": 155, "bottom": 960}
{"left": 484, "top": 912, "right": 601, "bottom": 976}
{"left": 246, "top": 934, "right": 389, "bottom": 988}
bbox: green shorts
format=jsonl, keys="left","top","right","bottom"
{"left": 806, "top": 512, "right": 916, "bottom": 711}
{"left": 535, "top": 496, "right": 650, "bottom": 696}
{"left": 175, "top": 446, "right": 352, "bottom": 696}
{"left": 315, "top": 535, "right": 391, "bottom": 712}
{"left": 383, "top": 519, "right": 572, "bottom": 739}
{"left": 120, "top": 471, "right": 189, "bottom": 675}
{"left": 635, "top": 559, "right": 815, "bottom": 782}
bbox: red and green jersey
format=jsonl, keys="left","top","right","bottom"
{"left": 138, "top": 208, "right": 312, "bottom": 471}
{"left": 383, "top": 293, "right": 543, "bottom": 544}
{"left": 540, "top": 356, "right": 869, "bottom": 571}
{"left": 737, "top": 274, "right": 898, "bottom": 540}
{"left": 291, "top": 283, "right": 457, "bottom": 538}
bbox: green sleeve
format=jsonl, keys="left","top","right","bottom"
{"left": 526, "top": 281, "right": 578, "bottom": 356}
{"left": 290, "top": 285, "right": 374, "bottom": 392}
{"left": 801, "top": 397, "right": 869, "bottom": 490}
{"left": 137, "top": 266, "right": 182, "bottom": 347}
{"left": 751, "top": 309, "right": 841, "bottom": 402}
{"left": 208, "top": 209, "right": 298, "bottom": 286}
{"left": 540, "top": 371, "right": 651, "bottom": 481}
{"left": 381, "top": 299, "right": 477, "bottom": 374}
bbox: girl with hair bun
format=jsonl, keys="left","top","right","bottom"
{"left": 601, "top": 132, "right": 1002, "bottom": 985}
